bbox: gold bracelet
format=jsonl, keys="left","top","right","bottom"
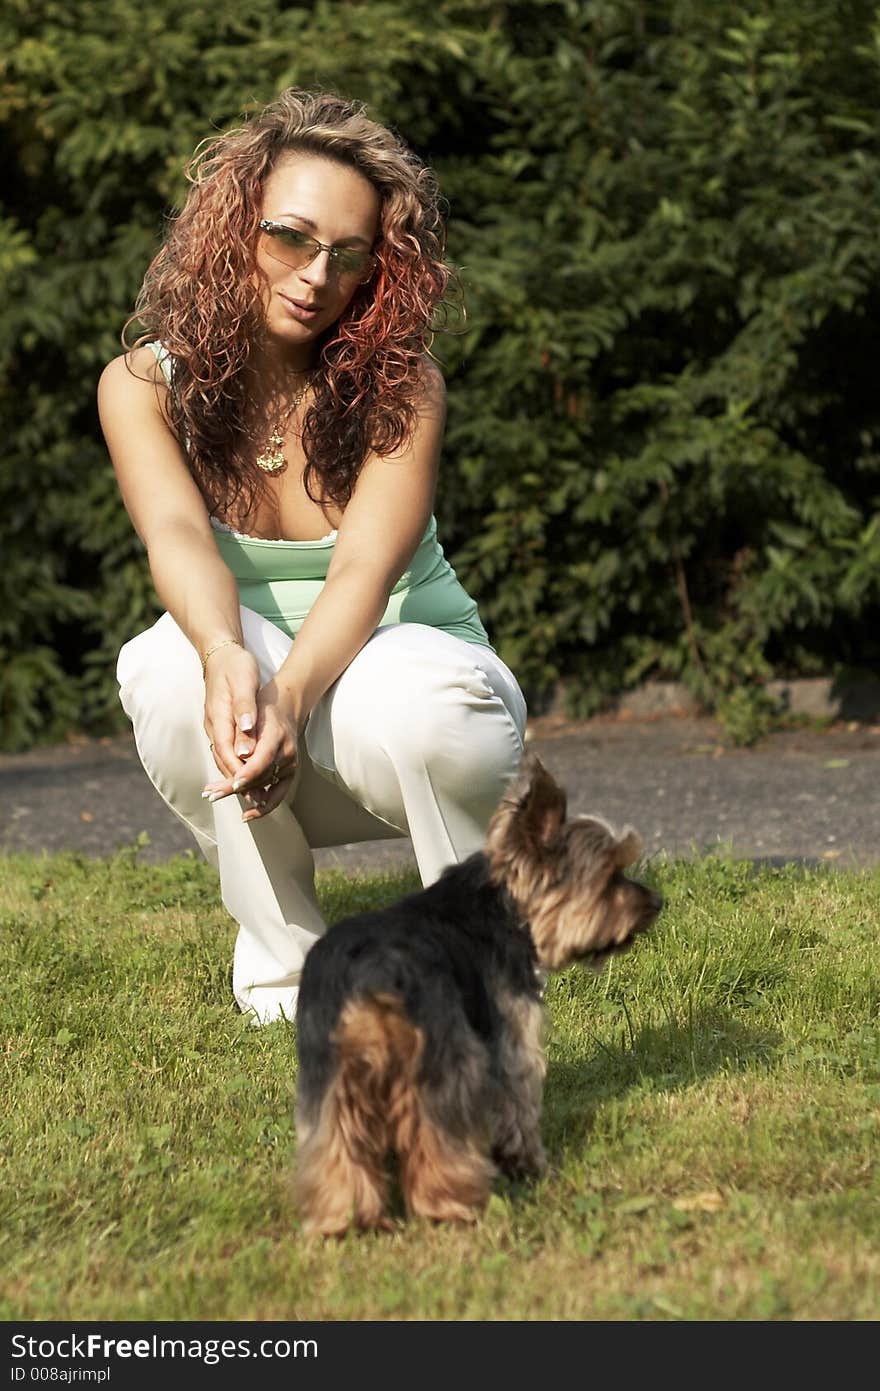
{"left": 201, "top": 638, "right": 242, "bottom": 677}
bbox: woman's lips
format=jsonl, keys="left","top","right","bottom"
{"left": 279, "top": 293, "right": 322, "bottom": 324}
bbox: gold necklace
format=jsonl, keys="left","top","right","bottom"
{"left": 255, "top": 376, "right": 313, "bottom": 474}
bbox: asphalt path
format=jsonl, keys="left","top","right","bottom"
{"left": 1, "top": 712, "right": 878, "bottom": 873}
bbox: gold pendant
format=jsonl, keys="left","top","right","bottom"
{"left": 256, "top": 430, "right": 287, "bottom": 474}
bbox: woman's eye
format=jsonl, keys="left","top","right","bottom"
{"left": 276, "top": 226, "right": 310, "bottom": 246}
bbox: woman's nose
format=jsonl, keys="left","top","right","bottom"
{"left": 297, "top": 249, "right": 332, "bottom": 288}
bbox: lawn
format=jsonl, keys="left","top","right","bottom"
{"left": 2, "top": 846, "right": 878, "bottom": 1321}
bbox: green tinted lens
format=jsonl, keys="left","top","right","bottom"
{"left": 270, "top": 226, "right": 316, "bottom": 262}
{"left": 331, "top": 247, "right": 372, "bottom": 276}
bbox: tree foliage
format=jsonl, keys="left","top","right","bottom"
{"left": 2, "top": 0, "right": 879, "bottom": 747}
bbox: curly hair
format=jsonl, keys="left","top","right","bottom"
{"left": 126, "top": 89, "right": 454, "bottom": 521}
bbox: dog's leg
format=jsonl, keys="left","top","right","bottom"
{"left": 490, "top": 991, "right": 548, "bottom": 1179}
{"left": 293, "top": 1085, "right": 391, "bottom": 1237}
{"left": 398, "top": 1102, "right": 495, "bottom": 1223}
{"left": 395, "top": 1032, "right": 496, "bottom": 1223}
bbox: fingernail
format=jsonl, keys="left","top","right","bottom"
{"left": 235, "top": 745, "right": 250, "bottom": 758}
{"left": 232, "top": 778, "right": 244, "bottom": 792}
{"left": 207, "top": 792, "right": 225, "bottom": 803}
{"left": 237, "top": 714, "right": 255, "bottom": 732}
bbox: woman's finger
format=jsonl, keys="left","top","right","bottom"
{"left": 205, "top": 730, "right": 248, "bottom": 784}
{"left": 234, "top": 740, "right": 298, "bottom": 816}
{"left": 204, "top": 745, "right": 297, "bottom": 806}
{"left": 240, "top": 772, "right": 295, "bottom": 821}
{"left": 202, "top": 724, "right": 251, "bottom": 793}
{"left": 232, "top": 708, "right": 257, "bottom": 757}
{"left": 230, "top": 741, "right": 297, "bottom": 795}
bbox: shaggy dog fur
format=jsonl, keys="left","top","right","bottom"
{"left": 292, "top": 753, "right": 662, "bottom": 1235}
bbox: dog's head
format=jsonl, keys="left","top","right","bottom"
{"left": 485, "top": 753, "right": 662, "bottom": 972}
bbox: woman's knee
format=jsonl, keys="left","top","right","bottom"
{"left": 118, "top": 614, "right": 204, "bottom": 736}
{"left": 324, "top": 624, "right": 525, "bottom": 801}
{"left": 117, "top": 618, "right": 212, "bottom": 819}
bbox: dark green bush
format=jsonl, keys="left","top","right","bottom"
{"left": 2, "top": 1, "right": 878, "bottom": 748}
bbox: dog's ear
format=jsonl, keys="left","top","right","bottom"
{"left": 614, "top": 828, "right": 644, "bottom": 869}
{"left": 504, "top": 753, "right": 567, "bottom": 847}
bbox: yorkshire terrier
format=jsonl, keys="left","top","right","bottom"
{"left": 292, "top": 753, "right": 662, "bottom": 1236}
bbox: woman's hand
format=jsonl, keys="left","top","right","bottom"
{"left": 202, "top": 665, "right": 301, "bottom": 822}
{"left": 202, "top": 643, "right": 261, "bottom": 780}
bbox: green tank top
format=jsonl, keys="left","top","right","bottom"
{"left": 210, "top": 517, "right": 492, "bottom": 648}
{"left": 144, "top": 341, "right": 491, "bottom": 649}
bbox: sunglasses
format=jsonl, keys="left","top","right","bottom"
{"left": 258, "top": 219, "right": 376, "bottom": 282}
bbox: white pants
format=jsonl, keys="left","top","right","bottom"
{"left": 117, "top": 610, "right": 527, "bottom": 1024}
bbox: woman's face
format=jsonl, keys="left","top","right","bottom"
{"left": 255, "top": 151, "right": 381, "bottom": 364}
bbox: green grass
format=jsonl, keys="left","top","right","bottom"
{"left": 1, "top": 846, "right": 878, "bottom": 1321}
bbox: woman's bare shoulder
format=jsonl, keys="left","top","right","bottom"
{"left": 98, "top": 346, "right": 167, "bottom": 400}
{"left": 418, "top": 353, "right": 446, "bottom": 389}
{"left": 415, "top": 353, "right": 447, "bottom": 415}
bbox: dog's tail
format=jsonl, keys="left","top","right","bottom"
{"left": 334, "top": 991, "right": 425, "bottom": 1159}
{"left": 294, "top": 992, "right": 494, "bottom": 1234}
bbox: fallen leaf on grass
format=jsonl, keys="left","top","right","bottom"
{"left": 652, "top": 1295, "right": 684, "bottom": 1317}
{"left": 823, "top": 759, "right": 850, "bottom": 769}
{"left": 616, "top": 1195, "right": 657, "bottom": 1215}
{"left": 672, "top": 1190, "right": 725, "bottom": 1213}
{"left": 80, "top": 811, "right": 94, "bottom": 822}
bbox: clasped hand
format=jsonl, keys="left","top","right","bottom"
{"left": 202, "top": 648, "right": 299, "bottom": 822}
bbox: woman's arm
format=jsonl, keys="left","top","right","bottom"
{"left": 277, "top": 359, "right": 446, "bottom": 724}
{"left": 210, "top": 359, "right": 447, "bottom": 819}
{"left": 97, "top": 349, "right": 260, "bottom": 776}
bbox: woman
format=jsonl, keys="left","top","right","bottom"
{"left": 98, "top": 89, "right": 527, "bottom": 1025}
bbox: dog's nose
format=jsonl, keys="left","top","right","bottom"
{"left": 633, "top": 884, "right": 663, "bottom": 929}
